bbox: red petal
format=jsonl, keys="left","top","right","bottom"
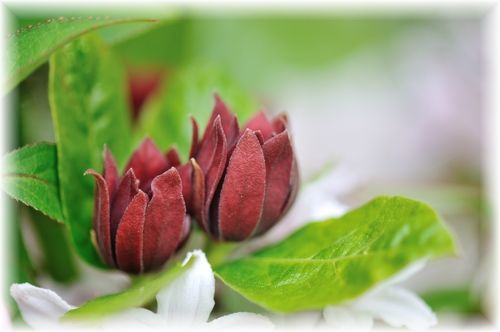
{"left": 245, "top": 111, "right": 274, "bottom": 141}
{"left": 255, "top": 130, "right": 294, "bottom": 235}
{"left": 272, "top": 114, "right": 288, "bottom": 134}
{"left": 254, "top": 130, "right": 265, "bottom": 145}
{"left": 178, "top": 215, "right": 192, "bottom": 249}
{"left": 125, "top": 138, "right": 169, "bottom": 193}
{"left": 110, "top": 169, "right": 139, "bottom": 252}
{"left": 166, "top": 147, "right": 181, "bottom": 167}
{"left": 218, "top": 130, "right": 266, "bottom": 241}
{"left": 142, "top": 168, "right": 186, "bottom": 271}
{"left": 103, "top": 146, "right": 119, "bottom": 199}
{"left": 213, "top": 94, "right": 239, "bottom": 142}
{"left": 280, "top": 157, "right": 300, "bottom": 218}
{"left": 199, "top": 95, "right": 239, "bottom": 155}
{"left": 196, "top": 115, "right": 221, "bottom": 172}
{"left": 177, "top": 163, "right": 192, "bottom": 213}
{"left": 203, "top": 118, "right": 228, "bottom": 236}
{"left": 128, "top": 69, "right": 163, "bottom": 121}
{"left": 190, "top": 158, "right": 207, "bottom": 231}
{"left": 84, "top": 169, "right": 114, "bottom": 267}
{"left": 115, "top": 190, "right": 148, "bottom": 274}
{"left": 189, "top": 117, "right": 199, "bottom": 158}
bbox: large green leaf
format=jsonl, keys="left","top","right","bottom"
{"left": 49, "top": 34, "right": 132, "bottom": 267}
{"left": 215, "top": 196, "right": 456, "bottom": 312}
{"left": 137, "top": 65, "right": 257, "bottom": 160}
{"left": 63, "top": 255, "right": 195, "bottom": 321}
{"left": 1, "top": 143, "right": 63, "bottom": 222}
{"left": 6, "top": 14, "right": 156, "bottom": 91}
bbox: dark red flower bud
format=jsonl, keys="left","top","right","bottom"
{"left": 86, "top": 139, "right": 189, "bottom": 274}
{"left": 127, "top": 69, "right": 163, "bottom": 121}
{"left": 186, "top": 95, "right": 299, "bottom": 241}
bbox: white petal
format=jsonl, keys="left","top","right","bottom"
{"left": 361, "top": 260, "right": 427, "bottom": 299}
{"left": 352, "top": 286, "right": 437, "bottom": 330}
{"left": 323, "top": 306, "right": 373, "bottom": 330}
{"left": 100, "top": 308, "right": 166, "bottom": 330}
{"left": 156, "top": 250, "right": 215, "bottom": 327}
{"left": 37, "top": 265, "right": 130, "bottom": 307}
{"left": 10, "top": 283, "right": 75, "bottom": 329}
{"left": 384, "top": 260, "right": 427, "bottom": 287}
{"left": 207, "top": 312, "right": 274, "bottom": 331}
{"left": 271, "top": 311, "right": 321, "bottom": 328}
{"left": 1, "top": 300, "right": 11, "bottom": 330}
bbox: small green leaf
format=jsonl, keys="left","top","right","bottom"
{"left": 49, "top": 34, "right": 132, "bottom": 267}
{"left": 63, "top": 256, "right": 195, "bottom": 321}
{"left": 1, "top": 143, "right": 63, "bottom": 222}
{"left": 7, "top": 15, "right": 156, "bottom": 91}
{"left": 215, "top": 196, "right": 456, "bottom": 313}
{"left": 137, "top": 64, "right": 257, "bottom": 160}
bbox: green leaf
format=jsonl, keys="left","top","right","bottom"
{"left": 49, "top": 34, "right": 132, "bottom": 267}
{"left": 7, "top": 15, "right": 156, "bottom": 91}
{"left": 422, "top": 287, "right": 480, "bottom": 313}
{"left": 1, "top": 143, "right": 63, "bottom": 222}
{"left": 63, "top": 255, "right": 195, "bottom": 321}
{"left": 136, "top": 64, "right": 258, "bottom": 160}
{"left": 215, "top": 196, "right": 456, "bottom": 313}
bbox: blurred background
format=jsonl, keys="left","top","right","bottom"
{"left": 4, "top": 6, "right": 491, "bottom": 328}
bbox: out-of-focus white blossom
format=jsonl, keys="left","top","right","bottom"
{"left": 11, "top": 250, "right": 273, "bottom": 331}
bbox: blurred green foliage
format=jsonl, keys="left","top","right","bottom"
{"left": 114, "top": 15, "right": 416, "bottom": 93}
{"left": 422, "top": 288, "right": 481, "bottom": 314}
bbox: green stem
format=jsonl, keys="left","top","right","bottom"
{"left": 28, "top": 208, "right": 79, "bottom": 283}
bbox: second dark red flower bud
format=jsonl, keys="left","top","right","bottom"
{"left": 86, "top": 140, "right": 189, "bottom": 274}
{"left": 185, "top": 96, "right": 299, "bottom": 241}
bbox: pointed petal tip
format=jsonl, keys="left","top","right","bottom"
{"left": 213, "top": 92, "right": 224, "bottom": 104}
{"left": 123, "top": 167, "right": 137, "bottom": 178}
{"left": 166, "top": 147, "right": 181, "bottom": 167}
{"left": 84, "top": 169, "right": 105, "bottom": 179}
{"left": 154, "top": 166, "right": 182, "bottom": 183}
{"left": 103, "top": 144, "right": 115, "bottom": 157}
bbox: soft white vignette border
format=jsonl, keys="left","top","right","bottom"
{"left": 0, "top": 1, "right": 498, "bottom": 331}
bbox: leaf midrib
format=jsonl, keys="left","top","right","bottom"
{"left": 2, "top": 172, "right": 54, "bottom": 187}
{"left": 231, "top": 245, "right": 438, "bottom": 266}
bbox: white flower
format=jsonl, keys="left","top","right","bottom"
{"left": 10, "top": 283, "right": 75, "bottom": 330}
{"left": 0, "top": 300, "right": 12, "bottom": 331}
{"left": 323, "top": 260, "right": 437, "bottom": 330}
{"left": 37, "top": 260, "right": 130, "bottom": 306}
{"left": 10, "top": 250, "right": 273, "bottom": 331}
